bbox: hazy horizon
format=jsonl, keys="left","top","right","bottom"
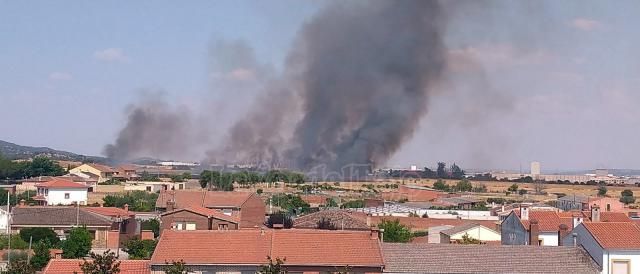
{"left": 2, "top": 1, "right": 639, "bottom": 171}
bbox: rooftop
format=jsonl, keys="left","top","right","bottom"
{"left": 11, "top": 206, "right": 113, "bottom": 227}
{"left": 382, "top": 244, "right": 599, "bottom": 274}
{"left": 86, "top": 163, "right": 117, "bottom": 173}
{"left": 43, "top": 259, "right": 150, "bottom": 274}
{"left": 35, "top": 178, "right": 89, "bottom": 189}
{"left": 161, "top": 206, "right": 240, "bottom": 223}
{"left": 156, "top": 190, "right": 254, "bottom": 209}
{"left": 84, "top": 207, "right": 134, "bottom": 218}
{"left": 293, "top": 210, "right": 370, "bottom": 230}
{"left": 583, "top": 222, "right": 640, "bottom": 250}
{"left": 440, "top": 223, "right": 497, "bottom": 237}
{"left": 151, "top": 229, "right": 384, "bottom": 267}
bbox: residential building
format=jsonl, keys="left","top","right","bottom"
{"left": 370, "top": 216, "right": 498, "bottom": 233}
{"left": 160, "top": 206, "right": 240, "bottom": 233}
{"left": 124, "top": 181, "right": 185, "bottom": 193}
{"left": 156, "top": 190, "right": 265, "bottom": 228}
{"left": 557, "top": 195, "right": 624, "bottom": 212}
{"left": 439, "top": 223, "right": 501, "bottom": 244}
{"left": 564, "top": 222, "right": 640, "bottom": 274}
{"left": 11, "top": 206, "right": 139, "bottom": 249}
{"left": 150, "top": 229, "right": 384, "bottom": 273}
{"left": 68, "top": 163, "right": 118, "bottom": 183}
{"left": 293, "top": 209, "right": 370, "bottom": 230}
{"left": 382, "top": 244, "right": 599, "bottom": 274}
{"left": 33, "top": 178, "right": 89, "bottom": 205}
{"left": 116, "top": 164, "right": 139, "bottom": 180}
{"left": 501, "top": 205, "right": 632, "bottom": 246}
{"left": 43, "top": 259, "right": 150, "bottom": 274}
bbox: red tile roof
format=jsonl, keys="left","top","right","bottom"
{"left": 583, "top": 222, "right": 640, "bottom": 250}
{"left": 36, "top": 179, "right": 89, "bottom": 189}
{"left": 161, "top": 206, "right": 240, "bottom": 223}
{"left": 151, "top": 229, "right": 384, "bottom": 268}
{"left": 84, "top": 207, "right": 134, "bottom": 217}
{"left": 156, "top": 190, "right": 254, "bottom": 209}
{"left": 43, "top": 259, "right": 150, "bottom": 274}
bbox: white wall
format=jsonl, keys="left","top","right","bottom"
{"left": 450, "top": 226, "right": 501, "bottom": 242}
{"left": 538, "top": 232, "right": 559, "bottom": 246}
{"left": 0, "top": 210, "right": 8, "bottom": 233}
{"left": 47, "top": 188, "right": 87, "bottom": 205}
{"left": 602, "top": 251, "right": 640, "bottom": 274}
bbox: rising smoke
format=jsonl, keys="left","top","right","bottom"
{"left": 106, "top": 1, "right": 450, "bottom": 174}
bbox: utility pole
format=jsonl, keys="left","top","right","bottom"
{"left": 6, "top": 191, "right": 10, "bottom": 265}
{"left": 27, "top": 236, "right": 32, "bottom": 264}
{"left": 76, "top": 202, "right": 80, "bottom": 226}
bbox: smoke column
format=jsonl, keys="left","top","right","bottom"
{"left": 107, "top": 0, "right": 450, "bottom": 175}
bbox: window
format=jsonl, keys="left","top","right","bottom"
{"left": 146, "top": 186, "right": 152, "bottom": 192}
{"left": 218, "top": 224, "right": 228, "bottom": 230}
{"left": 607, "top": 204, "right": 611, "bottom": 211}
{"left": 185, "top": 223, "right": 196, "bottom": 230}
{"left": 173, "top": 222, "right": 196, "bottom": 231}
{"left": 64, "top": 193, "right": 70, "bottom": 199}
{"left": 611, "top": 260, "right": 630, "bottom": 274}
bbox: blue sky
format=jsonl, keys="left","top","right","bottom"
{"left": 1, "top": 1, "right": 639, "bottom": 170}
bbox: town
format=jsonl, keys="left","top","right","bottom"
{"left": 2, "top": 0, "right": 637, "bottom": 273}
{"left": 0, "top": 154, "right": 638, "bottom": 273}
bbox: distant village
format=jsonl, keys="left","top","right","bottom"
{"left": 0, "top": 155, "right": 639, "bottom": 274}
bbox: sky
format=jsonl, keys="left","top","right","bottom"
{"left": 1, "top": 1, "right": 639, "bottom": 171}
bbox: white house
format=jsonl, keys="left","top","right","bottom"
{"left": 440, "top": 222, "right": 501, "bottom": 243}
{"left": 33, "top": 179, "right": 88, "bottom": 205}
{"left": 564, "top": 222, "right": 640, "bottom": 274}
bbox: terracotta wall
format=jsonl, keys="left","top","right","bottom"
{"left": 239, "top": 194, "right": 267, "bottom": 228}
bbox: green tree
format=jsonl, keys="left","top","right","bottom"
{"left": 378, "top": 219, "right": 413, "bottom": 243}
{"left": 25, "top": 157, "right": 65, "bottom": 177}
{"left": 270, "top": 194, "right": 310, "bottom": 213}
{"left": 19, "top": 227, "right": 60, "bottom": 246}
{"left": 340, "top": 199, "right": 365, "bottom": 209}
{"left": 519, "top": 189, "right": 528, "bottom": 195}
{"left": 256, "top": 189, "right": 264, "bottom": 195}
{"left": 123, "top": 238, "right": 157, "bottom": 260}
{"left": 61, "top": 227, "right": 92, "bottom": 258}
{"left": 597, "top": 185, "right": 608, "bottom": 197}
{"left": 433, "top": 179, "right": 449, "bottom": 191}
{"left": 257, "top": 256, "right": 287, "bottom": 274}
{"left": 5, "top": 260, "right": 35, "bottom": 274}
{"left": 30, "top": 239, "right": 52, "bottom": 271}
{"left": 316, "top": 217, "right": 337, "bottom": 230}
{"left": 141, "top": 219, "right": 160, "bottom": 238}
{"left": 325, "top": 198, "right": 338, "bottom": 208}
{"left": 0, "top": 234, "right": 29, "bottom": 249}
{"left": 455, "top": 179, "right": 472, "bottom": 192}
{"left": 621, "top": 189, "right": 636, "bottom": 204}
{"left": 79, "top": 250, "right": 121, "bottom": 274}
{"left": 199, "top": 170, "right": 220, "bottom": 190}
{"left": 436, "top": 162, "right": 447, "bottom": 179}
{"left": 450, "top": 163, "right": 465, "bottom": 179}
{"left": 508, "top": 184, "right": 519, "bottom": 192}
{"left": 163, "top": 260, "right": 191, "bottom": 274}
{"left": 459, "top": 233, "right": 482, "bottom": 245}
{"left": 266, "top": 212, "right": 293, "bottom": 229}
{"left": 102, "top": 191, "right": 158, "bottom": 212}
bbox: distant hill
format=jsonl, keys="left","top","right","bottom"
{"left": 0, "top": 140, "right": 107, "bottom": 163}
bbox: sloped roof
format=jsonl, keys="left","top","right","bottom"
{"left": 35, "top": 178, "right": 88, "bottom": 189}
{"left": 161, "top": 206, "right": 239, "bottom": 223}
{"left": 293, "top": 210, "right": 370, "bottom": 230}
{"left": 43, "top": 259, "right": 150, "bottom": 274}
{"left": 440, "top": 223, "right": 498, "bottom": 237}
{"left": 11, "top": 207, "right": 113, "bottom": 226}
{"left": 382, "top": 244, "right": 600, "bottom": 274}
{"left": 87, "top": 163, "right": 117, "bottom": 173}
{"left": 515, "top": 210, "right": 563, "bottom": 232}
{"left": 84, "top": 207, "right": 134, "bottom": 218}
{"left": 151, "top": 229, "right": 384, "bottom": 267}
{"left": 156, "top": 190, "right": 254, "bottom": 209}
{"left": 583, "top": 222, "right": 640, "bottom": 250}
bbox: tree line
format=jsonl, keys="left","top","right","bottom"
{"left": 387, "top": 162, "right": 465, "bottom": 180}
{"left": 199, "top": 170, "right": 306, "bottom": 191}
{"left": 0, "top": 155, "right": 65, "bottom": 180}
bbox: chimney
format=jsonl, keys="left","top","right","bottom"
{"left": 558, "top": 224, "right": 569, "bottom": 246}
{"left": 19, "top": 199, "right": 25, "bottom": 207}
{"left": 167, "top": 200, "right": 175, "bottom": 212}
{"left": 366, "top": 215, "right": 371, "bottom": 227}
{"left": 591, "top": 205, "right": 600, "bottom": 222}
{"left": 520, "top": 205, "right": 529, "bottom": 221}
{"left": 572, "top": 233, "right": 578, "bottom": 246}
{"left": 572, "top": 212, "right": 583, "bottom": 228}
{"left": 529, "top": 219, "right": 539, "bottom": 246}
{"left": 124, "top": 204, "right": 129, "bottom": 212}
